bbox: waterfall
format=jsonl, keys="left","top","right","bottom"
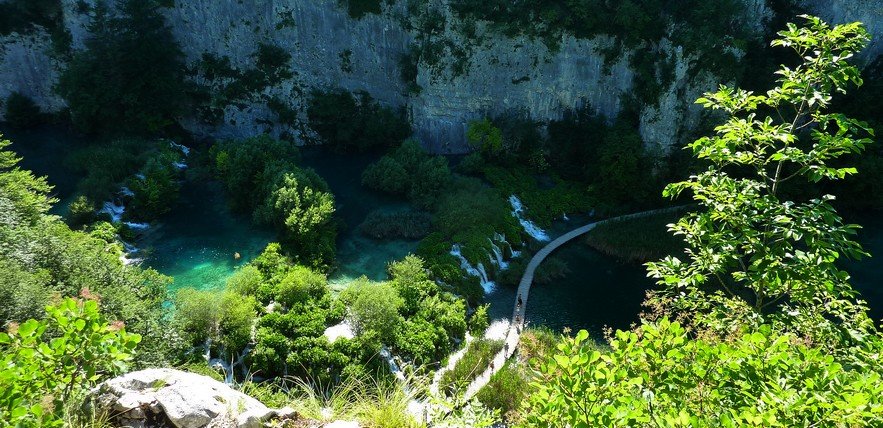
{"left": 509, "top": 195, "right": 550, "bottom": 241}
{"left": 380, "top": 347, "right": 407, "bottom": 384}
{"left": 124, "top": 221, "right": 150, "bottom": 232}
{"left": 173, "top": 161, "right": 188, "bottom": 170}
{"left": 495, "top": 232, "right": 522, "bottom": 258}
{"left": 450, "top": 244, "right": 495, "bottom": 293}
{"left": 487, "top": 238, "right": 508, "bottom": 270}
{"left": 99, "top": 200, "right": 126, "bottom": 223}
{"left": 119, "top": 186, "right": 135, "bottom": 197}
{"left": 169, "top": 141, "right": 191, "bottom": 156}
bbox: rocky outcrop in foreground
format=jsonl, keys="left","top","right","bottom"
{"left": 89, "top": 368, "right": 356, "bottom": 428}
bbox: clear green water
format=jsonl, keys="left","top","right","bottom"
{"left": 139, "top": 179, "right": 275, "bottom": 293}
{"left": 298, "top": 147, "right": 420, "bottom": 288}
{"left": 5, "top": 125, "right": 881, "bottom": 332}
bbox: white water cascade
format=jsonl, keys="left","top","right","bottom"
{"left": 487, "top": 238, "right": 509, "bottom": 270}
{"left": 450, "top": 244, "right": 495, "bottom": 293}
{"left": 509, "top": 195, "right": 550, "bottom": 241}
{"left": 99, "top": 200, "right": 126, "bottom": 223}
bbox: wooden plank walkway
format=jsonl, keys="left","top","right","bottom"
{"left": 461, "top": 207, "right": 683, "bottom": 401}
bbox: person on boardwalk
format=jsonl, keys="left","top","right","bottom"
{"left": 517, "top": 294, "right": 523, "bottom": 308}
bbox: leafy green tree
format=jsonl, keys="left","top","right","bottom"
{"left": 128, "top": 157, "right": 181, "bottom": 220}
{"left": 66, "top": 195, "right": 96, "bottom": 228}
{"left": 58, "top": 0, "right": 187, "bottom": 134}
{"left": 466, "top": 118, "right": 503, "bottom": 155}
{"left": 646, "top": 16, "right": 877, "bottom": 348}
{"left": 274, "top": 265, "right": 329, "bottom": 309}
{"left": 0, "top": 298, "right": 141, "bottom": 426}
{"left": 469, "top": 304, "right": 490, "bottom": 335}
{"left": 174, "top": 289, "right": 257, "bottom": 357}
{"left": 341, "top": 279, "right": 403, "bottom": 343}
{"left": 362, "top": 140, "right": 451, "bottom": 209}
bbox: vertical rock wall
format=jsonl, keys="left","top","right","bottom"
{"left": 0, "top": 0, "right": 878, "bottom": 152}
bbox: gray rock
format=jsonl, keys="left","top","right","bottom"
{"left": 90, "top": 368, "right": 273, "bottom": 428}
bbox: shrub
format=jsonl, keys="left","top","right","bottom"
{"left": 0, "top": 298, "right": 141, "bottom": 426}
{"left": 4, "top": 92, "right": 43, "bottom": 128}
{"left": 526, "top": 322, "right": 883, "bottom": 426}
{"left": 66, "top": 195, "right": 96, "bottom": 227}
{"left": 274, "top": 266, "right": 329, "bottom": 309}
{"left": 476, "top": 361, "right": 530, "bottom": 421}
{"left": 128, "top": 156, "right": 181, "bottom": 220}
{"left": 173, "top": 289, "right": 257, "bottom": 358}
{"left": 362, "top": 140, "right": 451, "bottom": 209}
{"left": 341, "top": 279, "right": 403, "bottom": 343}
{"left": 468, "top": 304, "right": 490, "bottom": 335}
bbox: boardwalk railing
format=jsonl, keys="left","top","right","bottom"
{"left": 461, "top": 206, "right": 684, "bottom": 401}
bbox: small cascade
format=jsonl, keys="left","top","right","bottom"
{"left": 119, "top": 186, "right": 135, "bottom": 197}
{"left": 380, "top": 347, "right": 406, "bottom": 384}
{"left": 169, "top": 141, "right": 191, "bottom": 156}
{"left": 509, "top": 195, "right": 550, "bottom": 241}
{"left": 487, "top": 239, "right": 508, "bottom": 270}
{"left": 99, "top": 200, "right": 126, "bottom": 223}
{"left": 173, "top": 161, "right": 187, "bottom": 170}
{"left": 450, "top": 244, "right": 495, "bottom": 293}
{"left": 124, "top": 222, "right": 150, "bottom": 232}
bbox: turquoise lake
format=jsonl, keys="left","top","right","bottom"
{"left": 4, "top": 124, "right": 881, "bottom": 334}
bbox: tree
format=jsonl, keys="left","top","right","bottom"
{"left": 646, "top": 16, "right": 877, "bottom": 350}
{"left": 466, "top": 118, "right": 503, "bottom": 155}
{"left": 58, "top": 0, "right": 187, "bottom": 134}
{"left": 341, "top": 279, "right": 403, "bottom": 343}
{"left": 174, "top": 289, "right": 257, "bottom": 357}
{"left": 525, "top": 16, "right": 883, "bottom": 428}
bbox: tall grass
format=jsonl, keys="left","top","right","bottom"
{"left": 438, "top": 339, "right": 504, "bottom": 397}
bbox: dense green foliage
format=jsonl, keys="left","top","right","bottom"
{"left": 385, "top": 255, "right": 468, "bottom": 364}
{"left": 585, "top": 209, "right": 687, "bottom": 263}
{"left": 0, "top": 137, "right": 179, "bottom": 366}
{"left": 0, "top": 298, "right": 141, "bottom": 426}
{"left": 174, "top": 289, "right": 257, "bottom": 359}
{"left": 58, "top": 0, "right": 187, "bottom": 135}
{"left": 526, "top": 321, "right": 883, "bottom": 427}
{"left": 212, "top": 135, "right": 336, "bottom": 267}
{"left": 362, "top": 140, "right": 451, "bottom": 209}
{"left": 4, "top": 92, "right": 44, "bottom": 129}
{"left": 526, "top": 17, "right": 883, "bottom": 428}
{"left": 308, "top": 90, "right": 411, "bottom": 153}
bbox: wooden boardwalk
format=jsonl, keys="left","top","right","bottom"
{"left": 461, "top": 207, "right": 683, "bottom": 401}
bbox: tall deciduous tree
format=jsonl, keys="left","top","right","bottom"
{"left": 646, "top": 16, "right": 877, "bottom": 349}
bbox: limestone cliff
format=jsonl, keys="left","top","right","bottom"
{"left": 0, "top": 0, "right": 878, "bottom": 153}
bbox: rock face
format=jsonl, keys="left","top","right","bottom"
{"left": 0, "top": 0, "right": 879, "bottom": 152}
{"left": 90, "top": 368, "right": 296, "bottom": 428}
